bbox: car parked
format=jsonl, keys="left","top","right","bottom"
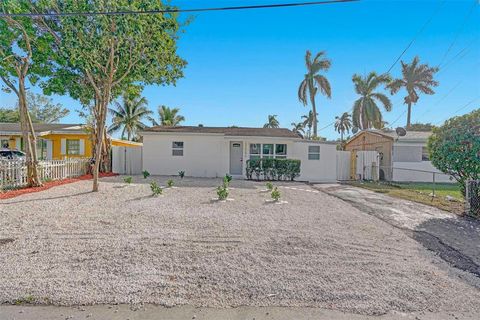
{"left": 0, "top": 149, "right": 26, "bottom": 160}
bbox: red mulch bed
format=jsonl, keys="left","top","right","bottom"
{"left": 0, "top": 172, "right": 118, "bottom": 200}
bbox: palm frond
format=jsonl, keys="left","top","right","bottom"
{"left": 314, "top": 75, "right": 332, "bottom": 98}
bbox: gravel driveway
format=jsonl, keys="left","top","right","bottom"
{"left": 1, "top": 176, "right": 479, "bottom": 315}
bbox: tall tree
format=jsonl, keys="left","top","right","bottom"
{"left": 334, "top": 112, "right": 352, "bottom": 142}
{"left": 20, "top": 92, "right": 69, "bottom": 123}
{"left": 352, "top": 72, "right": 392, "bottom": 130}
{"left": 301, "top": 111, "right": 316, "bottom": 139}
{"left": 0, "top": 108, "right": 20, "bottom": 122}
{"left": 291, "top": 122, "right": 305, "bottom": 136}
{"left": 0, "top": 1, "right": 55, "bottom": 186}
{"left": 388, "top": 56, "right": 439, "bottom": 128}
{"left": 1, "top": 92, "right": 69, "bottom": 123}
{"left": 263, "top": 114, "right": 280, "bottom": 128}
{"left": 42, "top": 0, "right": 186, "bottom": 191}
{"left": 108, "top": 94, "right": 152, "bottom": 141}
{"left": 298, "top": 50, "right": 332, "bottom": 137}
{"left": 152, "top": 105, "right": 185, "bottom": 126}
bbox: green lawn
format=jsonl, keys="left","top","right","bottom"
{"left": 349, "top": 181, "right": 465, "bottom": 214}
{"left": 392, "top": 182, "right": 462, "bottom": 200}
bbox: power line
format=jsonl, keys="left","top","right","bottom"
{"left": 0, "top": 0, "right": 360, "bottom": 17}
{"left": 437, "top": 0, "right": 477, "bottom": 68}
{"left": 385, "top": 0, "right": 445, "bottom": 74}
{"left": 434, "top": 95, "right": 480, "bottom": 125}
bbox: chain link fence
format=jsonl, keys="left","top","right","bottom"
{"left": 465, "top": 180, "right": 480, "bottom": 217}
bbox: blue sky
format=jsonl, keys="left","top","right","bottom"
{"left": 1, "top": 0, "right": 479, "bottom": 139}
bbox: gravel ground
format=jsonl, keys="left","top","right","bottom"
{"left": 1, "top": 176, "right": 479, "bottom": 315}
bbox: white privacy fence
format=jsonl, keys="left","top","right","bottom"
{"left": 112, "top": 146, "right": 143, "bottom": 175}
{"left": 0, "top": 158, "right": 90, "bottom": 189}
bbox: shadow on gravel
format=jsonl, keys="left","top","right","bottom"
{"left": 0, "top": 191, "right": 92, "bottom": 205}
{"left": 413, "top": 216, "right": 480, "bottom": 277}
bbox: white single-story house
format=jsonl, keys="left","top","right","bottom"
{"left": 345, "top": 129, "right": 452, "bottom": 183}
{"left": 141, "top": 126, "right": 337, "bottom": 182}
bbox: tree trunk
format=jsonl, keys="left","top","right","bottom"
{"left": 406, "top": 102, "right": 412, "bottom": 128}
{"left": 311, "top": 96, "right": 318, "bottom": 138}
{"left": 18, "top": 78, "right": 42, "bottom": 187}
{"left": 92, "top": 97, "right": 109, "bottom": 192}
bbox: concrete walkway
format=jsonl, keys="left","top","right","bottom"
{"left": 313, "top": 183, "right": 480, "bottom": 283}
{"left": 0, "top": 304, "right": 478, "bottom": 320}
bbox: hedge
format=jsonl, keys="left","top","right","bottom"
{"left": 246, "top": 158, "right": 301, "bottom": 181}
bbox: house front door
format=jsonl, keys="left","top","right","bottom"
{"left": 229, "top": 141, "right": 243, "bottom": 175}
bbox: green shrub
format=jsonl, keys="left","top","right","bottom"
{"left": 178, "top": 171, "right": 185, "bottom": 179}
{"left": 271, "top": 187, "right": 281, "bottom": 201}
{"left": 142, "top": 170, "right": 150, "bottom": 179}
{"left": 262, "top": 158, "right": 275, "bottom": 180}
{"left": 285, "top": 160, "right": 301, "bottom": 181}
{"left": 150, "top": 181, "right": 163, "bottom": 196}
{"left": 167, "top": 179, "right": 174, "bottom": 188}
{"left": 428, "top": 109, "right": 479, "bottom": 196}
{"left": 266, "top": 182, "right": 273, "bottom": 191}
{"left": 223, "top": 174, "right": 232, "bottom": 188}
{"left": 245, "top": 158, "right": 301, "bottom": 181}
{"left": 124, "top": 176, "right": 133, "bottom": 184}
{"left": 217, "top": 185, "right": 229, "bottom": 200}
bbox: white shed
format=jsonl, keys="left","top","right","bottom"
{"left": 140, "top": 126, "right": 337, "bottom": 182}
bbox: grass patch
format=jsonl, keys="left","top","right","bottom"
{"left": 350, "top": 181, "right": 464, "bottom": 214}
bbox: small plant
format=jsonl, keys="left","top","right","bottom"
{"left": 266, "top": 182, "right": 274, "bottom": 191}
{"left": 271, "top": 187, "right": 281, "bottom": 202}
{"left": 225, "top": 174, "right": 232, "bottom": 183}
{"left": 178, "top": 171, "right": 185, "bottom": 179}
{"left": 124, "top": 176, "right": 133, "bottom": 184}
{"left": 217, "top": 185, "right": 229, "bottom": 200}
{"left": 167, "top": 179, "right": 174, "bottom": 188}
{"left": 150, "top": 181, "right": 163, "bottom": 196}
{"left": 142, "top": 170, "right": 150, "bottom": 179}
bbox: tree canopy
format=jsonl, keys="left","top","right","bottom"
{"left": 428, "top": 109, "right": 480, "bottom": 194}
{"left": 37, "top": 0, "right": 187, "bottom": 191}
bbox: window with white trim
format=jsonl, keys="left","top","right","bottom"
{"left": 308, "top": 145, "right": 320, "bottom": 160}
{"left": 249, "top": 143, "right": 287, "bottom": 159}
{"left": 66, "top": 139, "right": 80, "bottom": 155}
{"left": 275, "top": 144, "right": 287, "bottom": 158}
{"left": 172, "top": 141, "right": 184, "bottom": 156}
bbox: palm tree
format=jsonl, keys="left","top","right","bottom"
{"left": 152, "top": 105, "right": 185, "bottom": 126}
{"left": 352, "top": 72, "right": 392, "bottom": 130}
{"left": 387, "top": 56, "right": 439, "bottom": 128}
{"left": 298, "top": 50, "right": 332, "bottom": 138}
{"left": 334, "top": 112, "right": 352, "bottom": 142}
{"left": 301, "top": 111, "right": 316, "bottom": 139}
{"left": 291, "top": 122, "right": 305, "bottom": 136}
{"left": 263, "top": 114, "right": 279, "bottom": 128}
{"left": 108, "top": 95, "right": 152, "bottom": 141}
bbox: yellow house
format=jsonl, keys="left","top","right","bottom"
{"left": 0, "top": 122, "right": 141, "bottom": 160}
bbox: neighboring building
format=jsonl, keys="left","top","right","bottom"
{"left": 344, "top": 129, "right": 451, "bottom": 182}
{"left": 141, "top": 126, "right": 337, "bottom": 182}
{"left": 0, "top": 122, "right": 141, "bottom": 160}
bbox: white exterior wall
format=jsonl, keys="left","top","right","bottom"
{"left": 142, "top": 133, "right": 229, "bottom": 177}
{"left": 142, "top": 133, "right": 338, "bottom": 182}
{"left": 292, "top": 142, "right": 337, "bottom": 182}
{"left": 392, "top": 161, "right": 453, "bottom": 183}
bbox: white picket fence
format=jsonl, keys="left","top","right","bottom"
{"left": 0, "top": 158, "right": 90, "bottom": 189}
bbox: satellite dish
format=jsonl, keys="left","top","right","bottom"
{"left": 396, "top": 127, "right": 407, "bottom": 137}
{"left": 352, "top": 127, "right": 359, "bottom": 134}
